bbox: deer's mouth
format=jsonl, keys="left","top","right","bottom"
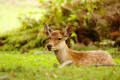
{"left": 48, "top": 48, "right": 57, "bottom": 51}
{"left": 48, "top": 48, "right": 52, "bottom": 51}
{"left": 47, "top": 47, "right": 57, "bottom": 51}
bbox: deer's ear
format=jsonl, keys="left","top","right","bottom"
{"left": 64, "top": 26, "right": 73, "bottom": 37}
{"left": 43, "top": 23, "right": 53, "bottom": 35}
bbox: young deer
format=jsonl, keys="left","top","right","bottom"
{"left": 44, "top": 24, "right": 115, "bottom": 67}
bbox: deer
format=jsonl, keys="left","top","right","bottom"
{"left": 43, "top": 24, "right": 115, "bottom": 68}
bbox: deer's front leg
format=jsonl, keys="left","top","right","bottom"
{"left": 59, "top": 60, "right": 73, "bottom": 68}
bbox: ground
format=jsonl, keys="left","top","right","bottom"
{"left": 0, "top": 50, "right": 120, "bottom": 80}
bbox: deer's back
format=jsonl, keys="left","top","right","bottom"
{"left": 68, "top": 50, "right": 114, "bottom": 66}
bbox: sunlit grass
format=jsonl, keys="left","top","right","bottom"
{"left": 0, "top": 51, "right": 120, "bottom": 80}
{"left": 0, "top": 52, "right": 58, "bottom": 68}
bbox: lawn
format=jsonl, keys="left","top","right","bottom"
{"left": 0, "top": 50, "right": 120, "bottom": 80}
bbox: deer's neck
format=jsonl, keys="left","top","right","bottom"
{"left": 54, "top": 41, "right": 70, "bottom": 64}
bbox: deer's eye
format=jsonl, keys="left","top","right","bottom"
{"left": 48, "top": 37, "right": 51, "bottom": 40}
{"left": 58, "top": 38, "right": 62, "bottom": 40}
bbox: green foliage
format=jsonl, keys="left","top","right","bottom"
{"left": 37, "top": 0, "right": 120, "bottom": 40}
{"left": 37, "top": 0, "right": 101, "bottom": 28}
{"left": 18, "top": 10, "right": 45, "bottom": 30}
{"left": 68, "top": 14, "right": 78, "bottom": 21}
{"left": 70, "top": 32, "right": 77, "bottom": 46}
{"left": 0, "top": 26, "right": 45, "bottom": 52}
{"left": 71, "top": 32, "right": 77, "bottom": 37}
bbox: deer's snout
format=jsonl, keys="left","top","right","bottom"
{"left": 47, "top": 44, "right": 52, "bottom": 51}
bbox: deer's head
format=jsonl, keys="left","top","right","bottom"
{"left": 43, "top": 23, "right": 73, "bottom": 51}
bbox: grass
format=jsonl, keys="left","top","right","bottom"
{"left": 0, "top": 2, "right": 41, "bottom": 33}
{"left": 0, "top": 50, "right": 120, "bottom": 80}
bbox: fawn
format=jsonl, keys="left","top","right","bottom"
{"left": 44, "top": 24, "right": 115, "bottom": 67}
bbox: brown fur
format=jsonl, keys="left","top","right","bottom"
{"left": 68, "top": 50, "right": 114, "bottom": 66}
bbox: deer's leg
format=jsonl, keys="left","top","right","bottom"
{"left": 59, "top": 60, "right": 73, "bottom": 68}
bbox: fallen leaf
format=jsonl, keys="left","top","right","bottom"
{"left": 52, "top": 73, "right": 58, "bottom": 78}
{"left": 45, "top": 72, "right": 49, "bottom": 78}
{"left": 12, "top": 72, "right": 16, "bottom": 78}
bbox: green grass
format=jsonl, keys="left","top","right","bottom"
{"left": 0, "top": 3, "right": 41, "bottom": 33}
{"left": 0, "top": 51, "right": 120, "bottom": 80}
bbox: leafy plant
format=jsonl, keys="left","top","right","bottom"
{"left": 18, "top": 10, "right": 45, "bottom": 30}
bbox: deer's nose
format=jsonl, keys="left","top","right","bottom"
{"left": 47, "top": 44, "right": 52, "bottom": 51}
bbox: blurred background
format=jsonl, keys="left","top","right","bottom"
{"left": 0, "top": 0, "right": 120, "bottom": 53}
{"left": 0, "top": 0, "right": 120, "bottom": 80}
{"left": 0, "top": 0, "right": 39, "bottom": 33}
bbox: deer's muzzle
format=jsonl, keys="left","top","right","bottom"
{"left": 47, "top": 44, "right": 52, "bottom": 51}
